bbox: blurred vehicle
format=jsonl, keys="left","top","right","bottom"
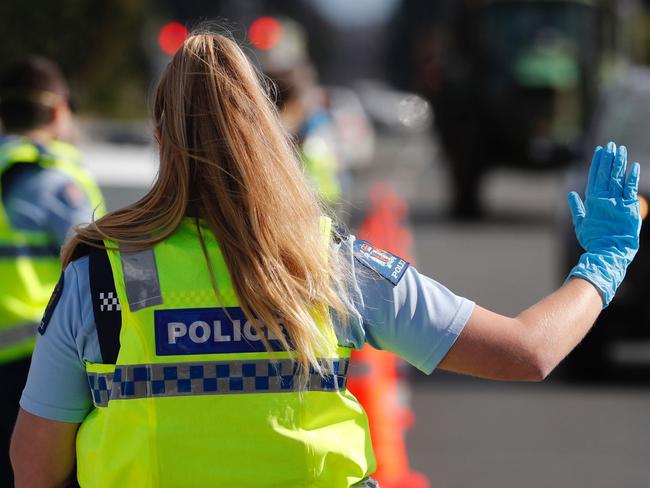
{"left": 392, "top": 0, "right": 608, "bottom": 218}
{"left": 353, "top": 80, "right": 432, "bottom": 135}
{"left": 561, "top": 66, "right": 650, "bottom": 380}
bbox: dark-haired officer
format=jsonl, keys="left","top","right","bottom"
{"left": 0, "top": 56, "right": 104, "bottom": 483}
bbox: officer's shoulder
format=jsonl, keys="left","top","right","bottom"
{"left": 38, "top": 248, "right": 97, "bottom": 336}
{"left": 8, "top": 164, "right": 76, "bottom": 201}
{"left": 33, "top": 164, "right": 79, "bottom": 186}
{"left": 0, "top": 162, "right": 42, "bottom": 198}
{"left": 47, "top": 140, "right": 81, "bottom": 159}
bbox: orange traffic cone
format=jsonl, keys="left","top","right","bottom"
{"left": 348, "top": 182, "right": 429, "bottom": 488}
{"left": 357, "top": 183, "right": 415, "bottom": 264}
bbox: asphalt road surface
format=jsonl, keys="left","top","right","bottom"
{"left": 349, "top": 132, "right": 650, "bottom": 488}
{"left": 407, "top": 376, "right": 650, "bottom": 488}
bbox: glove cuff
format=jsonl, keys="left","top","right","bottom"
{"left": 566, "top": 252, "right": 628, "bottom": 308}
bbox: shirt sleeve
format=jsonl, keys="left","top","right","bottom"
{"left": 3, "top": 165, "right": 94, "bottom": 247}
{"left": 345, "top": 236, "right": 475, "bottom": 374}
{"left": 20, "top": 256, "right": 102, "bottom": 422}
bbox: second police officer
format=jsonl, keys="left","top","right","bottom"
{"left": 0, "top": 57, "right": 105, "bottom": 485}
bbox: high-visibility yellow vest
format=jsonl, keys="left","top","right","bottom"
{"left": 77, "top": 218, "right": 375, "bottom": 487}
{"left": 0, "top": 138, "right": 105, "bottom": 363}
{"left": 301, "top": 135, "right": 342, "bottom": 204}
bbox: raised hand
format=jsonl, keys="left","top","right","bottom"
{"left": 567, "top": 142, "right": 641, "bottom": 307}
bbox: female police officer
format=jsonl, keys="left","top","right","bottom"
{"left": 10, "top": 29, "right": 641, "bottom": 487}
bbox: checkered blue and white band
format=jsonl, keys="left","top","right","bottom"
{"left": 87, "top": 357, "right": 350, "bottom": 407}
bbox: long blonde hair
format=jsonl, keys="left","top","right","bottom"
{"left": 63, "top": 29, "right": 350, "bottom": 377}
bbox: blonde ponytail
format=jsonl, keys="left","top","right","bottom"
{"left": 63, "top": 28, "right": 350, "bottom": 379}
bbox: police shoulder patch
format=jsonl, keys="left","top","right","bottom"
{"left": 39, "top": 273, "right": 64, "bottom": 335}
{"left": 353, "top": 240, "right": 409, "bottom": 286}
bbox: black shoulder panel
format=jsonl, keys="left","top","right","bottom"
{"left": 38, "top": 273, "right": 64, "bottom": 335}
{"left": 88, "top": 248, "right": 122, "bottom": 364}
{"left": 68, "top": 240, "right": 102, "bottom": 262}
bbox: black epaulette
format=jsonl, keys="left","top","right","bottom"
{"left": 87, "top": 247, "right": 122, "bottom": 364}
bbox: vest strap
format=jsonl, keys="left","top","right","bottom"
{"left": 89, "top": 249, "right": 122, "bottom": 363}
{"left": 119, "top": 247, "right": 163, "bottom": 311}
{"left": 87, "top": 357, "right": 350, "bottom": 407}
{"left": 0, "top": 244, "right": 59, "bottom": 258}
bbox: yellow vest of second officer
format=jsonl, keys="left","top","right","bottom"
{"left": 0, "top": 138, "right": 105, "bottom": 363}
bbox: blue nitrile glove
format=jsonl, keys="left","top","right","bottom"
{"left": 567, "top": 141, "right": 642, "bottom": 307}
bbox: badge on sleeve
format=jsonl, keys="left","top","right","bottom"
{"left": 58, "top": 182, "right": 87, "bottom": 209}
{"left": 38, "top": 273, "right": 64, "bottom": 335}
{"left": 353, "top": 240, "right": 409, "bottom": 286}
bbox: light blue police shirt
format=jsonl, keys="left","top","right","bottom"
{"left": 3, "top": 162, "right": 94, "bottom": 247}
{"left": 20, "top": 235, "right": 475, "bottom": 423}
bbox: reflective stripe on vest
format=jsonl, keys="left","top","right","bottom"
{"left": 120, "top": 247, "right": 163, "bottom": 311}
{"left": 87, "top": 357, "right": 350, "bottom": 407}
{"left": 0, "top": 244, "right": 59, "bottom": 258}
{"left": 0, "top": 322, "right": 36, "bottom": 347}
